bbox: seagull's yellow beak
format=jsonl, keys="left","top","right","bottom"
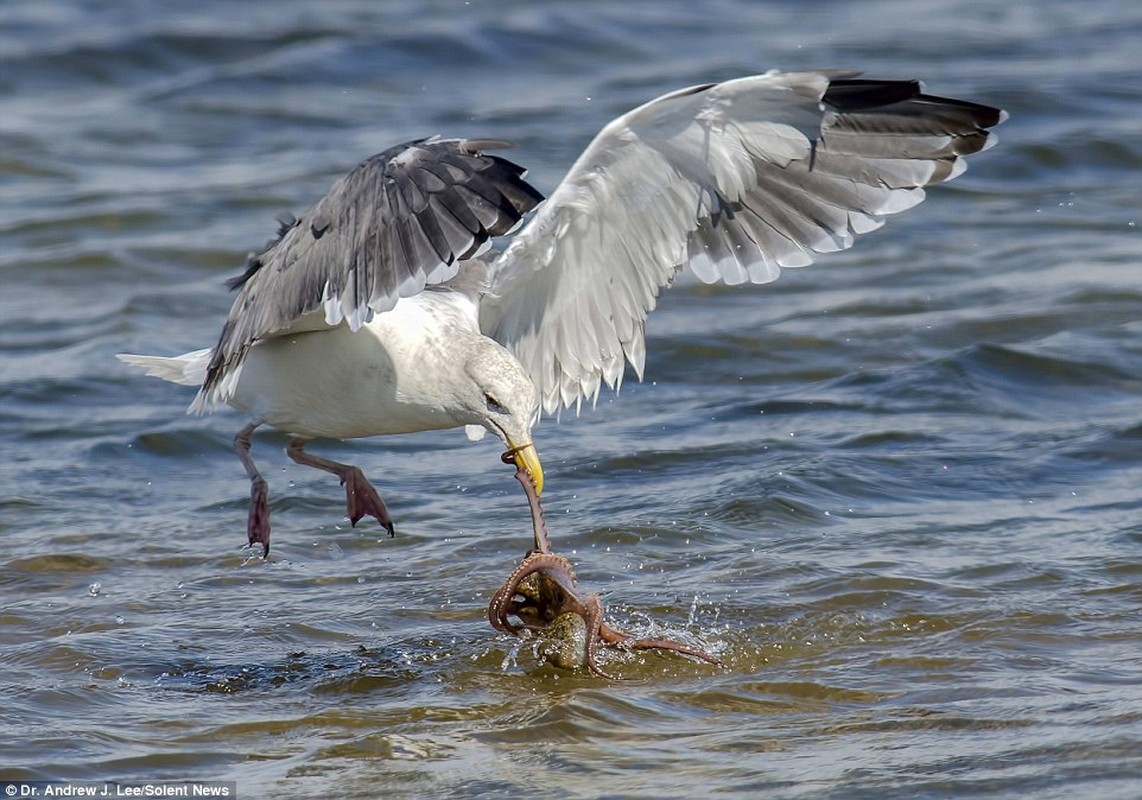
{"left": 502, "top": 441, "right": 544, "bottom": 495}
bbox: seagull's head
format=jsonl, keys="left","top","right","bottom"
{"left": 464, "top": 342, "right": 544, "bottom": 494}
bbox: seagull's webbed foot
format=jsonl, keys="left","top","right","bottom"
{"left": 287, "top": 437, "right": 395, "bottom": 536}
{"left": 339, "top": 466, "right": 395, "bottom": 535}
{"left": 246, "top": 475, "right": 271, "bottom": 556}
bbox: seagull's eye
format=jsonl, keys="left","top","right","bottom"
{"left": 484, "top": 392, "right": 506, "bottom": 414}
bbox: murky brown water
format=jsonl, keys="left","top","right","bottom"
{"left": 3, "top": 0, "right": 1141, "bottom": 797}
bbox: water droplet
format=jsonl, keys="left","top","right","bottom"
{"left": 115, "top": 615, "right": 125, "bottom": 625}
{"left": 88, "top": 582, "right": 102, "bottom": 596}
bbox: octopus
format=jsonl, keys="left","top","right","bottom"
{"left": 489, "top": 455, "right": 721, "bottom": 678}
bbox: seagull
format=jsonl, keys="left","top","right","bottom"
{"left": 119, "top": 70, "right": 1004, "bottom": 556}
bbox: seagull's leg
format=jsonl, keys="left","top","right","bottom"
{"left": 234, "top": 421, "right": 271, "bottom": 556}
{"left": 285, "top": 437, "right": 395, "bottom": 535}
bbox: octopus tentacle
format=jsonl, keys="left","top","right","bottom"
{"left": 488, "top": 551, "right": 575, "bottom": 633}
{"left": 601, "top": 625, "right": 722, "bottom": 665}
{"left": 581, "top": 592, "right": 620, "bottom": 679}
{"left": 511, "top": 465, "right": 553, "bottom": 553}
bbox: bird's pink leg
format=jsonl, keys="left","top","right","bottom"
{"left": 234, "top": 422, "right": 271, "bottom": 556}
{"left": 286, "top": 437, "right": 394, "bottom": 535}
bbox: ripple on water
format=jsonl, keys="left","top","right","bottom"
{"left": 2, "top": 553, "right": 114, "bottom": 594}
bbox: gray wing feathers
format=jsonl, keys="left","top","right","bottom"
{"left": 483, "top": 71, "right": 1003, "bottom": 415}
{"left": 194, "top": 137, "right": 543, "bottom": 410}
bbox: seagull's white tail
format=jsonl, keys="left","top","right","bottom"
{"left": 117, "top": 348, "right": 212, "bottom": 387}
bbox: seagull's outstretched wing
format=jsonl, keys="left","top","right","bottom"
{"left": 195, "top": 137, "right": 544, "bottom": 410}
{"left": 480, "top": 70, "right": 1005, "bottom": 415}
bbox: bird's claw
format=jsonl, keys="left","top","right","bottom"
{"left": 247, "top": 475, "right": 271, "bottom": 557}
{"left": 340, "top": 467, "right": 394, "bottom": 536}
